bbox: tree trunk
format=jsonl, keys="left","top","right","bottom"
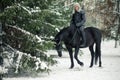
{"left": 0, "top": 9, "right": 3, "bottom": 55}
{"left": 0, "top": 2, "right": 6, "bottom": 55}
{"left": 115, "top": 0, "right": 120, "bottom": 48}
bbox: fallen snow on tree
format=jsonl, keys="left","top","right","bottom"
{"left": 55, "top": 28, "right": 60, "bottom": 32}
{"left": 0, "top": 66, "right": 8, "bottom": 74}
{"left": 8, "top": 25, "right": 44, "bottom": 43}
{"left": 2, "top": 44, "right": 49, "bottom": 74}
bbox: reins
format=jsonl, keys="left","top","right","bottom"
{"left": 69, "top": 29, "right": 79, "bottom": 44}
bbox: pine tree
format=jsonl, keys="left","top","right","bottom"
{"left": 0, "top": 0, "right": 58, "bottom": 76}
{"left": 0, "top": 0, "right": 85, "bottom": 76}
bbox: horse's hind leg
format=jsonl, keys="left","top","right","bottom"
{"left": 89, "top": 44, "right": 95, "bottom": 67}
{"left": 98, "top": 44, "right": 102, "bottom": 67}
{"left": 74, "top": 47, "right": 84, "bottom": 66}
{"left": 99, "top": 51, "right": 102, "bottom": 67}
{"left": 95, "top": 42, "right": 102, "bottom": 67}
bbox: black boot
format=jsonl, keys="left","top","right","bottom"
{"left": 79, "top": 27, "right": 86, "bottom": 47}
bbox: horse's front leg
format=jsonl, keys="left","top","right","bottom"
{"left": 74, "top": 47, "right": 84, "bottom": 66}
{"left": 66, "top": 45, "right": 74, "bottom": 69}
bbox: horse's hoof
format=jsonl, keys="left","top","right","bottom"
{"left": 89, "top": 65, "right": 93, "bottom": 68}
{"left": 69, "top": 67, "right": 73, "bottom": 69}
{"left": 89, "top": 64, "right": 93, "bottom": 68}
{"left": 80, "top": 62, "right": 84, "bottom": 67}
{"left": 99, "top": 65, "right": 102, "bottom": 67}
{"left": 69, "top": 65, "right": 74, "bottom": 69}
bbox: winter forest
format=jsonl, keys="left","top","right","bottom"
{"left": 0, "top": 0, "right": 120, "bottom": 80}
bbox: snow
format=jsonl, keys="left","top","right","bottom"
{"left": 44, "top": 22, "right": 56, "bottom": 28}
{"left": 50, "top": 36, "right": 54, "bottom": 39}
{"left": 0, "top": 66, "right": 8, "bottom": 74}
{"left": 4, "top": 40, "right": 120, "bottom": 80}
{"left": 15, "top": 51, "right": 23, "bottom": 73}
{"left": 8, "top": 25, "right": 44, "bottom": 43}
{"left": 14, "top": 51, "right": 47, "bottom": 71}
{"left": 55, "top": 28, "right": 60, "bottom": 32}
{"left": 31, "top": 9, "right": 41, "bottom": 13}
{"left": 18, "top": 4, "right": 32, "bottom": 15}
{"left": 9, "top": 25, "right": 31, "bottom": 35}
{"left": 50, "top": 10, "right": 62, "bottom": 16}
{"left": 35, "top": 35, "right": 43, "bottom": 43}
{"left": 45, "top": 10, "right": 62, "bottom": 16}
{"left": 40, "top": 62, "right": 48, "bottom": 70}
{"left": 36, "top": 58, "right": 42, "bottom": 70}
{"left": 2, "top": 43, "right": 49, "bottom": 74}
{"left": 6, "top": 4, "right": 41, "bottom": 16}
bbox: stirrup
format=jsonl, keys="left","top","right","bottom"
{"left": 80, "top": 42, "right": 86, "bottom": 47}
{"left": 80, "top": 44, "right": 85, "bottom": 47}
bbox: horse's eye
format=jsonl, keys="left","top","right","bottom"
{"left": 54, "top": 43, "right": 57, "bottom": 46}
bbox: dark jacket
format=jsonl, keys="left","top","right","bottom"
{"left": 71, "top": 10, "right": 86, "bottom": 28}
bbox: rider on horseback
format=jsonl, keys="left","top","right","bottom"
{"left": 70, "top": 3, "right": 86, "bottom": 47}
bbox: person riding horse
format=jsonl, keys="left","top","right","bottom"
{"left": 54, "top": 3, "right": 102, "bottom": 68}
{"left": 70, "top": 3, "right": 86, "bottom": 47}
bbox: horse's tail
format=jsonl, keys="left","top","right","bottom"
{"left": 95, "top": 42, "right": 101, "bottom": 65}
{"left": 86, "top": 27, "right": 102, "bottom": 66}
{"left": 90, "top": 27, "right": 102, "bottom": 65}
{"left": 95, "top": 39, "right": 101, "bottom": 64}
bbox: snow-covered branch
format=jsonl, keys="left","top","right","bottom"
{"left": 4, "top": 43, "right": 48, "bottom": 73}
{"left": 18, "top": 4, "right": 32, "bottom": 15}
{"left": 8, "top": 25, "right": 44, "bottom": 43}
{"left": 43, "top": 22, "right": 56, "bottom": 28}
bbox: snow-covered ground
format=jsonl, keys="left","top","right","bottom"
{"left": 4, "top": 40, "right": 120, "bottom": 80}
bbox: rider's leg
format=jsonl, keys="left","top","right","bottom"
{"left": 79, "top": 26, "right": 86, "bottom": 47}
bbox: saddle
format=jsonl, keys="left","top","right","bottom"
{"left": 69, "top": 27, "right": 86, "bottom": 47}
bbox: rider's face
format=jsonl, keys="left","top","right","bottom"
{"left": 75, "top": 6, "right": 79, "bottom": 11}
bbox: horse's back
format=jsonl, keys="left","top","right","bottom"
{"left": 85, "top": 27, "right": 102, "bottom": 42}
{"left": 57, "top": 26, "right": 102, "bottom": 43}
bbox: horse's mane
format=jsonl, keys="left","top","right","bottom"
{"left": 59, "top": 27, "right": 69, "bottom": 34}
{"left": 55, "top": 27, "right": 69, "bottom": 39}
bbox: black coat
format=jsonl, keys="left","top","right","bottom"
{"left": 71, "top": 10, "right": 86, "bottom": 27}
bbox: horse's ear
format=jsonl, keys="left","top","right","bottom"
{"left": 51, "top": 39, "right": 55, "bottom": 42}
{"left": 51, "top": 39, "right": 57, "bottom": 42}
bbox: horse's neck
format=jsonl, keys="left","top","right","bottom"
{"left": 59, "top": 28, "right": 69, "bottom": 41}
{"left": 58, "top": 27, "right": 78, "bottom": 42}
{"left": 69, "top": 27, "right": 77, "bottom": 36}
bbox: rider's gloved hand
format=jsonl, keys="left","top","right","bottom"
{"left": 76, "top": 22, "right": 82, "bottom": 28}
{"left": 76, "top": 23, "right": 80, "bottom": 27}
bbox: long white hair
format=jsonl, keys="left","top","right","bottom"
{"left": 74, "top": 2, "right": 80, "bottom": 9}
{"left": 73, "top": 2, "right": 81, "bottom": 13}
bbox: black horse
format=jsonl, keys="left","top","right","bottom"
{"left": 54, "top": 26, "right": 102, "bottom": 68}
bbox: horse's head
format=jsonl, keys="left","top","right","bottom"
{"left": 53, "top": 37, "right": 62, "bottom": 57}
{"left": 53, "top": 32, "right": 63, "bottom": 57}
{"left": 53, "top": 27, "right": 69, "bottom": 57}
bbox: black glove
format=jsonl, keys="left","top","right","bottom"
{"left": 76, "top": 22, "right": 82, "bottom": 27}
